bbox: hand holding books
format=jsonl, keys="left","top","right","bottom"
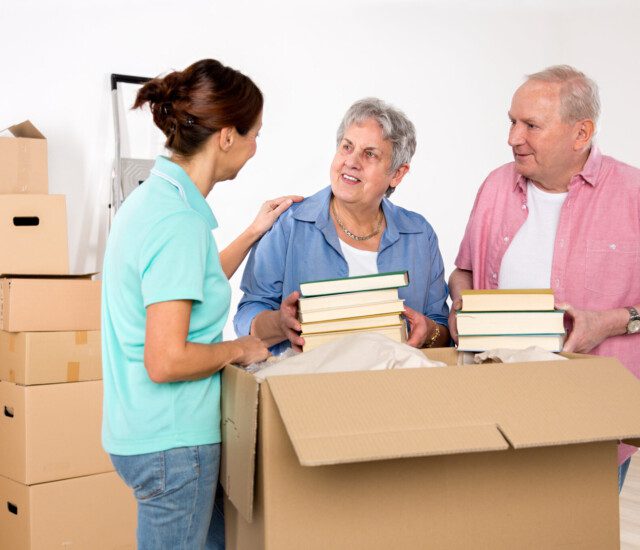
{"left": 297, "top": 271, "right": 410, "bottom": 352}
{"left": 278, "top": 291, "right": 304, "bottom": 352}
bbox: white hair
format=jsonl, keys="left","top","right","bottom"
{"left": 336, "top": 97, "right": 416, "bottom": 174}
{"left": 526, "top": 65, "right": 600, "bottom": 124}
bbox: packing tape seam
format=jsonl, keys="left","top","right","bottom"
{"left": 67, "top": 362, "right": 80, "bottom": 382}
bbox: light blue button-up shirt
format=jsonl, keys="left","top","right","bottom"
{"left": 234, "top": 186, "right": 449, "bottom": 354}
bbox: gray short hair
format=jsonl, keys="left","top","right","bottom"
{"left": 336, "top": 97, "right": 417, "bottom": 175}
{"left": 526, "top": 65, "right": 600, "bottom": 125}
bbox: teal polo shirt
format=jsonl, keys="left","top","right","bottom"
{"left": 102, "top": 156, "right": 231, "bottom": 456}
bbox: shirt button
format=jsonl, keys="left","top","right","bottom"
{"left": 492, "top": 273, "right": 497, "bottom": 279}
{"left": 503, "top": 236, "right": 509, "bottom": 242}
{"left": 609, "top": 243, "right": 617, "bottom": 250}
{"left": 559, "top": 239, "right": 564, "bottom": 247}
{"left": 521, "top": 204, "right": 527, "bottom": 210}
{"left": 555, "top": 278, "right": 560, "bottom": 286}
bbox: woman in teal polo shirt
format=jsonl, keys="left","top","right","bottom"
{"left": 102, "top": 59, "right": 300, "bottom": 550}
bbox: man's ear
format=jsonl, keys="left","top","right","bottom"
{"left": 574, "top": 119, "right": 595, "bottom": 150}
{"left": 389, "top": 164, "right": 410, "bottom": 191}
{"left": 219, "top": 127, "right": 235, "bottom": 152}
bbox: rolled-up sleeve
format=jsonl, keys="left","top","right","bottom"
{"left": 233, "top": 216, "right": 290, "bottom": 336}
{"left": 425, "top": 229, "right": 449, "bottom": 327}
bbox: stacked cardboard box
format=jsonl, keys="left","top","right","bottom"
{"left": 0, "top": 121, "right": 136, "bottom": 549}
{"left": 456, "top": 289, "right": 566, "bottom": 352}
{"left": 299, "top": 271, "right": 409, "bottom": 352}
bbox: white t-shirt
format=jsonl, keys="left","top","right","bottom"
{"left": 338, "top": 238, "right": 379, "bottom": 277}
{"left": 499, "top": 182, "right": 567, "bottom": 289}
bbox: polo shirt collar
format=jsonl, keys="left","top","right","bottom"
{"left": 150, "top": 156, "right": 218, "bottom": 230}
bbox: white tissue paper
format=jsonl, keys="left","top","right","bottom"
{"left": 250, "top": 333, "right": 447, "bottom": 381}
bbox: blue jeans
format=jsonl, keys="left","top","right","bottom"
{"left": 110, "top": 444, "right": 225, "bottom": 550}
{"left": 619, "top": 457, "right": 632, "bottom": 493}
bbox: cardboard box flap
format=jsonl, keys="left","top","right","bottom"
{"left": 6, "top": 120, "right": 45, "bottom": 139}
{"left": 266, "top": 357, "right": 640, "bottom": 467}
{"left": 282, "top": 423, "right": 509, "bottom": 466}
{"left": 221, "top": 366, "right": 260, "bottom": 523}
{"left": 488, "top": 357, "right": 640, "bottom": 449}
{"left": 266, "top": 369, "right": 512, "bottom": 467}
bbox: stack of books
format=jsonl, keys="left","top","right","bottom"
{"left": 456, "top": 289, "right": 565, "bottom": 352}
{"left": 299, "top": 271, "right": 409, "bottom": 352}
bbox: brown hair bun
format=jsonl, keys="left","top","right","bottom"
{"left": 133, "top": 59, "right": 263, "bottom": 157}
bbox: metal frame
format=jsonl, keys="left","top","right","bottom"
{"left": 109, "top": 73, "right": 153, "bottom": 227}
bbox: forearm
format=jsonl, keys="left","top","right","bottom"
{"left": 219, "top": 227, "right": 261, "bottom": 279}
{"left": 448, "top": 268, "right": 473, "bottom": 303}
{"left": 146, "top": 340, "right": 244, "bottom": 383}
{"left": 251, "top": 310, "right": 288, "bottom": 347}
{"left": 599, "top": 306, "right": 639, "bottom": 338}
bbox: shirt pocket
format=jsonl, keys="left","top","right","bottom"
{"left": 585, "top": 239, "right": 639, "bottom": 296}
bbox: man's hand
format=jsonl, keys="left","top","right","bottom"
{"left": 561, "top": 303, "right": 622, "bottom": 354}
{"left": 279, "top": 291, "right": 304, "bottom": 351}
{"left": 448, "top": 298, "right": 462, "bottom": 344}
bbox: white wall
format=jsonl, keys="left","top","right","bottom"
{"left": 2, "top": 0, "right": 639, "bottom": 338}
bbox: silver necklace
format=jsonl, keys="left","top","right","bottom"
{"left": 331, "top": 200, "right": 383, "bottom": 241}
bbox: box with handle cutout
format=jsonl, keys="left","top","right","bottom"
{"left": 0, "top": 380, "right": 112, "bottom": 485}
{"left": 0, "top": 195, "right": 68, "bottom": 275}
{"left": 0, "top": 471, "right": 136, "bottom": 549}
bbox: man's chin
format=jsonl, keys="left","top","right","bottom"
{"left": 514, "top": 164, "right": 534, "bottom": 179}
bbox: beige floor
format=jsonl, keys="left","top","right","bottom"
{"left": 621, "top": 458, "right": 640, "bottom": 548}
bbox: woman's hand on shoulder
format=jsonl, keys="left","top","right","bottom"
{"left": 233, "top": 335, "right": 271, "bottom": 366}
{"left": 249, "top": 195, "right": 304, "bottom": 238}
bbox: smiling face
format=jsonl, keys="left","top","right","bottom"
{"left": 330, "top": 118, "right": 407, "bottom": 210}
{"left": 508, "top": 81, "right": 585, "bottom": 189}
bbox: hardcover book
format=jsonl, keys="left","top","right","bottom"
{"left": 300, "top": 271, "right": 409, "bottom": 298}
{"left": 460, "top": 289, "right": 555, "bottom": 312}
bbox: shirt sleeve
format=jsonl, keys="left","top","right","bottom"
{"left": 455, "top": 177, "right": 489, "bottom": 271}
{"left": 139, "top": 211, "right": 210, "bottom": 307}
{"left": 233, "top": 215, "right": 291, "bottom": 337}
{"left": 424, "top": 229, "right": 450, "bottom": 327}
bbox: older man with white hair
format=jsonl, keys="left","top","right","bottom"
{"left": 449, "top": 65, "right": 640, "bottom": 491}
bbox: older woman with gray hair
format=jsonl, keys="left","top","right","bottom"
{"left": 234, "top": 98, "right": 450, "bottom": 353}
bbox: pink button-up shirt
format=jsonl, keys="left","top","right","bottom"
{"left": 456, "top": 147, "right": 640, "bottom": 463}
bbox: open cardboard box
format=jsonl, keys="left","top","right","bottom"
{"left": 0, "top": 275, "right": 101, "bottom": 332}
{"left": 0, "top": 471, "right": 136, "bottom": 550}
{"left": 221, "top": 348, "right": 640, "bottom": 549}
{"left": 0, "top": 121, "right": 48, "bottom": 195}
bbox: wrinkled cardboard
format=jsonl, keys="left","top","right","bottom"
{"left": 0, "top": 195, "right": 69, "bottom": 275}
{"left": 0, "top": 471, "right": 136, "bottom": 549}
{"left": 0, "top": 380, "right": 113, "bottom": 485}
{"left": 0, "top": 330, "right": 101, "bottom": 385}
{"left": 0, "top": 121, "right": 48, "bottom": 194}
{"left": 0, "top": 276, "right": 100, "bottom": 332}
{"left": 222, "top": 349, "right": 640, "bottom": 549}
